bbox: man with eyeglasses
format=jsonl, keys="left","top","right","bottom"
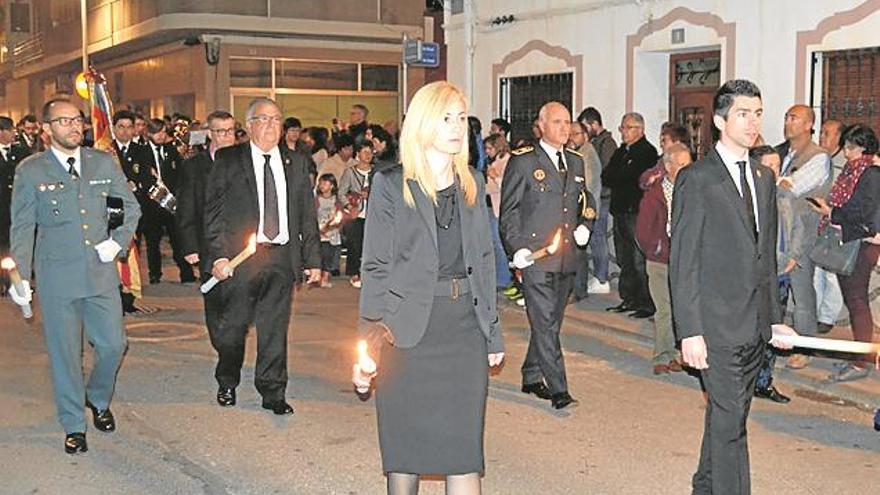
{"left": 177, "top": 110, "right": 237, "bottom": 359}
{"left": 8, "top": 97, "right": 140, "bottom": 454}
{"left": 601, "top": 112, "right": 658, "bottom": 319}
{"left": 204, "top": 98, "right": 321, "bottom": 415}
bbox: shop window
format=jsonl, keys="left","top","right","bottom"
{"left": 275, "top": 60, "right": 357, "bottom": 91}
{"left": 361, "top": 64, "right": 399, "bottom": 91}
{"left": 230, "top": 58, "right": 272, "bottom": 88}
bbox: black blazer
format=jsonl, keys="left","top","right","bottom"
{"left": 601, "top": 136, "right": 658, "bottom": 215}
{"left": 176, "top": 149, "right": 212, "bottom": 278}
{"left": 831, "top": 165, "right": 880, "bottom": 242}
{"left": 669, "top": 148, "right": 782, "bottom": 348}
{"left": 358, "top": 165, "right": 503, "bottom": 353}
{"left": 203, "top": 142, "right": 321, "bottom": 277}
{"left": 499, "top": 145, "right": 596, "bottom": 273}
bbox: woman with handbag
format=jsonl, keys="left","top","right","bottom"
{"left": 353, "top": 81, "right": 504, "bottom": 495}
{"left": 809, "top": 124, "right": 880, "bottom": 382}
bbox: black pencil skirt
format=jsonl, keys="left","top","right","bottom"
{"left": 375, "top": 294, "right": 489, "bottom": 475}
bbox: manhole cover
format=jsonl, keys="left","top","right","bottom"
{"left": 125, "top": 321, "right": 207, "bottom": 342}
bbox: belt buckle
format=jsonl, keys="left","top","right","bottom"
{"left": 451, "top": 279, "right": 460, "bottom": 300}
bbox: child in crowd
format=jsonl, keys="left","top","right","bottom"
{"left": 316, "top": 173, "right": 343, "bottom": 288}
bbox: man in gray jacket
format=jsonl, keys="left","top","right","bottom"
{"left": 8, "top": 98, "right": 140, "bottom": 454}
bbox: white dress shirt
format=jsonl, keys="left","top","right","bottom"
{"left": 50, "top": 146, "right": 82, "bottom": 176}
{"left": 250, "top": 143, "right": 289, "bottom": 244}
{"left": 715, "top": 141, "right": 759, "bottom": 232}
{"left": 539, "top": 139, "right": 567, "bottom": 171}
{"left": 149, "top": 142, "right": 164, "bottom": 182}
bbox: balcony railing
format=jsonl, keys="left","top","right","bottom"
{"left": 13, "top": 33, "right": 44, "bottom": 68}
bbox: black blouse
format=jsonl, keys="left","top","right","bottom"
{"left": 435, "top": 184, "right": 467, "bottom": 279}
{"left": 832, "top": 166, "right": 880, "bottom": 242}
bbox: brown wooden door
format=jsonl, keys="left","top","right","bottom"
{"left": 669, "top": 50, "right": 721, "bottom": 159}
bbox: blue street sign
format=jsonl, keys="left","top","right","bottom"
{"left": 402, "top": 40, "right": 440, "bottom": 68}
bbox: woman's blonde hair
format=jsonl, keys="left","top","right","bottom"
{"left": 399, "top": 81, "right": 477, "bottom": 207}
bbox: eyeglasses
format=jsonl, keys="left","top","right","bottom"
{"left": 50, "top": 116, "right": 84, "bottom": 127}
{"left": 249, "top": 115, "right": 282, "bottom": 125}
{"left": 210, "top": 128, "right": 235, "bottom": 136}
{"left": 619, "top": 125, "right": 642, "bottom": 131}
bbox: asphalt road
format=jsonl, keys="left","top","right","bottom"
{"left": 0, "top": 277, "right": 877, "bottom": 494}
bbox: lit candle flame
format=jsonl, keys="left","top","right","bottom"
{"left": 357, "top": 340, "right": 376, "bottom": 375}
{"left": 0, "top": 257, "right": 15, "bottom": 270}
{"left": 547, "top": 229, "right": 563, "bottom": 255}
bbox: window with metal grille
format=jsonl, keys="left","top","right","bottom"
{"left": 820, "top": 47, "right": 880, "bottom": 133}
{"left": 499, "top": 72, "right": 573, "bottom": 145}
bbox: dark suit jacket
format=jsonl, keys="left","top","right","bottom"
{"left": 143, "top": 143, "right": 182, "bottom": 193}
{"left": 176, "top": 149, "right": 212, "bottom": 278}
{"left": 111, "top": 141, "right": 153, "bottom": 208}
{"left": 0, "top": 143, "right": 29, "bottom": 250}
{"left": 358, "top": 165, "right": 503, "bottom": 353}
{"left": 669, "top": 148, "right": 782, "bottom": 348}
{"left": 601, "top": 136, "right": 658, "bottom": 215}
{"left": 203, "top": 142, "right": 321, "bottom": 277}
{"left": 499, "top": 145, "right": 596, "bottom": 273}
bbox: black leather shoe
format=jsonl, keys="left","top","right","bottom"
{"left": 64, "top": 432, "right": 88, "bottom": 454}
{"left": 606, "top": 302, "right": 631, "bottom": 313}
{"left": 551, "top": 392, "right": 578, "bottom": 410}
{"left": 262, "top": 400, "right": 294, "bottom": 415}
{"left": 86, "top": 402, "right": 116, "bottom": 432}
{"left": 216, "top": 387, "right": 236, "bottom": 407}
{"left": 521, "top": 382, "right": 552, "bottom": 400}
{"left": 754, "top": 386, "right": 790, "bottom": 404}
{"left": 628, "top": 309, "right": 655, "bottom": 319}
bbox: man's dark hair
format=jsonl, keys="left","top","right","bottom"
{"left": 134, "top": 112, "right": 146, "bottom": 122}
{"left": 283, "top": 117, "right": 302, "bottom": 132}
{"left": 41, "top": 98, "right": 72, "bottom": 122}
{"left": 206, "top": 110, "right": 234, "bottom": 125}
{"left": 661, "top": 123, "right": 691, "bottom": 147}
{"left": 841, "top": 124, "right": 879, "bottom": 156}
{"left": 0, "top": 116, "right": 15, "bottom": 131}
{"left": 19, "top": 113, "right": 38, "bottom": 126}
{"left": 749, "top": 145, "right": 780, "bottom": 162}
{"left": 491, "top": 118, "right": 511, "bottom": 136}
{"left": 713, "top": 79, "right": 762, "bottom": 120}
{"left": 354, "top": 140, "right": 374, "bottom": 153}
{"left": 334, "top": 133, "right": 354, "bottom": 150}
{"left": 146, "top": 118, "right": 167, "bottom": 135}
{"left": 577, "top": 107, "right": 603, "bottom": 126}
{"left": 112, "top": 110, "right": 137, "bottom": 126}
{"left": 369, "top": 124, "right": 391, "bottom": 144}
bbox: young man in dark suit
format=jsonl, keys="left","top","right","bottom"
{"left": 670, "top": 80, "right": 796, "bottom": 495}
{"left": 204, "top": 98, "right": 321, "bottom": 415}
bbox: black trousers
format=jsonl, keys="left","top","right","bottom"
{"left": 521, "top": 270, "right": 574, "bottom": 395}
{"left": 142, "top": 208, "right": 194, "bottom": 282}
{"left": 612, "top": 212, "right": 654, "bottom": 311}
{"left": 693, "top": 337, "right": 765, "bottom": 495}
{"left": 344, "top": 218, "right": 365, "bottom": 277}
{"left": 209, "top": 244, "right": 293, "bottom": 402}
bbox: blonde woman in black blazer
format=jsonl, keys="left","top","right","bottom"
{"left": 355, "top": 81, "right": 504, "bottom": 495}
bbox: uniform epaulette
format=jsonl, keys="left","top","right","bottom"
{"left": 565, "top": 148, "right": 583, "bottom": 158}
{"left": 511, "top": 145, "right": 534, "bottom": 156}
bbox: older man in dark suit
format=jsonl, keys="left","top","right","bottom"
{"left": 204, "top": 98, "right": 321, "bottom": 415}
{"left": 670, "top": 79, "right": 796, "bottom": 495}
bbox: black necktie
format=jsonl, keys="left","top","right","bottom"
{"left": 67, "top": 156, "right": 79, "bottom": 179}
{"left": 262, "top": 154, "right": 280, "bottom": 240}
{"left": 737, "top": 161, "right": 757, "bottom": 241}
{"left": 556, "top": 151, "right": 567, "bottom": 173}
{"left": 120, "top": 145, "right": 128, "bottom": 157}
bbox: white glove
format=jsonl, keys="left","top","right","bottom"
{"left": 512, "top": 248, "right": 535, "bottom": 269}
{"left": 352, "top": 363, "right": 374, "bottom": 394}
{"left": 8, "top": 279, "right": 32, "bottom": 306}
{"left": 94, "top": 238, "right": 122, "bottom": 263}
{"left": 574, "top": 225, "right": 591, "bottom": 246}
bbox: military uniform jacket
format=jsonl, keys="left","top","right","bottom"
{"left": 10, "top": 147, "right": 141, "bottom": 298}
{"left": 112, "top": 141, "right": 153, "bottom": 209}
{"left": 0, "top": 143, "right": 29, "bottom": 250}
{"left": 499, "top": 145, "right": 597, "bottom": 273}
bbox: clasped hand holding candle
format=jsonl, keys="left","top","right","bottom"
{"left": 511, "top": 229, "right": 563, "bottom": 269}
{"left": 2, "top": 257, "right": 33, "bottom": 319}
{"left": 353, "top": 339, "right": 377, "bottom": 394}
{"left": 201, "top": 234, "right": 258, "bottom": 294}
